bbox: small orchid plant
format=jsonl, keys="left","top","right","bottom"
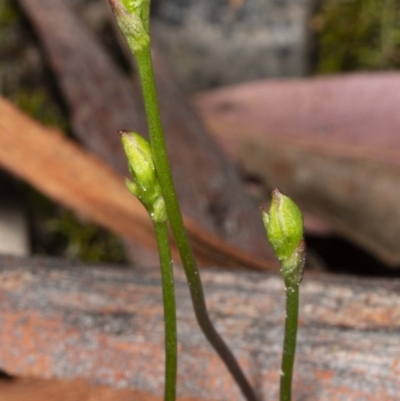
{"left": 109, "top": 1, "right": 306, "bottom": 401}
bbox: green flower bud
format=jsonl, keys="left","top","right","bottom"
{"left": 121, "top": 131, "right": 155, "bottom": 190}
{"left": 121, "top": 131, "right": 166, "bottom": 222}
{"left": 262, "top": 188, "right": 304, "bottom": 262}
{"left": 121, "top": 0, "right": 150, "bottom": 33}
{"left": 109, "top": 0, "right": 150, "bottom": 54}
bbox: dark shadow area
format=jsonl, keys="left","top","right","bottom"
{"left": 306, "top": 234, "right": 400, "bottom": 277}
{"left": 0, "top": 370, "right": 15, "bottom": 381}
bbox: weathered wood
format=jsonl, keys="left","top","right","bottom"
{"left": 18, "top": 0, "right": 272, "bottom": 263}
{"left": 0, "top": 255, "right": 399, "bottom": 400}
{"left": 194, "top": 73, "right": 400, "bottom": 266}
{"left": 0, "top": 377, "right": 208, "bottom": 401}
{"left": 0, "top": 96, "right": 276, "bottom": 271}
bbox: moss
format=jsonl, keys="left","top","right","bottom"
{"left": 314, "top": 0, "right": 400, "bottom": 73}
{"left": 12, "top": 90, "right": 68, "bottom": 131}
{"left": 26, "top": 188, "right": 127, "bottom": 264}
{"left": 0, "top": 0, "right": 24, "bottom": 60}
{"left": 44, "top": 210, "right": 127, "bottom": 264}
{"left": 0, "top": 0, "right": 20, "bottom": 30}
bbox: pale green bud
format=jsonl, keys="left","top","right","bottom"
{"left": 121, "top": 0, "right": 150, "bottom": 33}
{"left": 109, "top": 0, "right": 150, "bottom": 54}
{"left": 262, "top": 188, "right": 304, "bottom": 262}
{"left": 121, "top": 131, "right": 166, "bottom": 222}
{"left": 262, "top": 189, "right": 305, "bottom": 285}
{"left": 121, "top": 131, "right": 156, "bottom": 191}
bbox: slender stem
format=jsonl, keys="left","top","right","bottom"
{"left": 135, "top": 47, "right": 258, "bottom": 401}
{"left": 280, "top": 280, "right": 299, "bottom": 401}
{"left": 154, "top": 220, "right": 177, "bottom": 401}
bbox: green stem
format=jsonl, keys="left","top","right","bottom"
{"left": 135, "top": 47, "right": 258, "bottom": 401}
{"left": 154, "top": 220, "right": 177, "bottom": 401}
{"left": 280, "top": 280, "right": 299, "bottom": 401}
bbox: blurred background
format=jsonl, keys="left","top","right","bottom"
{"left": 1, "top": 0, "right": 400, "bottom": 275}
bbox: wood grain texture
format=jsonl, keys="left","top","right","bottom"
{"left": 18, "top": 0, "right": 272, "bottom": 263}
{"left": 194, "top": 73, "right": 400, "bottom": 266}
{"left": 0, "top": 377, "right": 209, "bottom": 401}
{"left": 0, "top": 255, "right": 399, "bottom": 400}
{"left": 0, "top": 96, "right": 276, "bottom": 271}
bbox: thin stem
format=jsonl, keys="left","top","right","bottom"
{"left": 154, "top": 220, "right": 177, "bottom": 401}
{"left": 280, "top": 280, "right": 299, "bottom": 401}
{"left": 135, "top": 47, "right": 258, "bottom": 401}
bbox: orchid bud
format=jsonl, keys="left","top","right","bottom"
{"left": 262, "top": 189, "right": 305, "bottom": 285}
{"left": 121, "top": 131, "right": 155, "bottom": 189}
{"left": 109, "top": 0, "right": 150, "bottom": 54}
{"left": 121, "top": 0, "right": 150, "bottom": 33}
{"left": 262, "top": 188, "right": 304, "bottom": 262}
{"left": 121, "top": 131, "right": 166, "bottom": 222}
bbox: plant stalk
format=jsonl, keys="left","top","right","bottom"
{"left": 135, "top": 47, "right": 258, "bottom": 401}
{"left": 154, "top": 220, "right": 177, "bottom": 401}
{"left": 280, "top": 280, "right": 300, "bottom": 401}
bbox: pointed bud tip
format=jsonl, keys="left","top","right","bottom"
{"left": 108, "top": 0, "right": 124, "bottom": 9}
{"left": 109, "top": 0, "right": 131, "bottom": 21}
{"left": 118, "top": 129, "right": 130, "bottom": 138}
{"left": 120, "top": 131, "right": 140, "bottom": 147}
{"left": 271, "top": 187, "right": 283, "bottom": 206}
{"left": 271, "top": 187, "right": 281, "bottom": 198}
{"left": 108, "top": 0, "right": 118, "bottom": 10}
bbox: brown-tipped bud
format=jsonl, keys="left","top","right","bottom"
{"left": 108, "top": 0, "right": 150, "bottom": 54}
